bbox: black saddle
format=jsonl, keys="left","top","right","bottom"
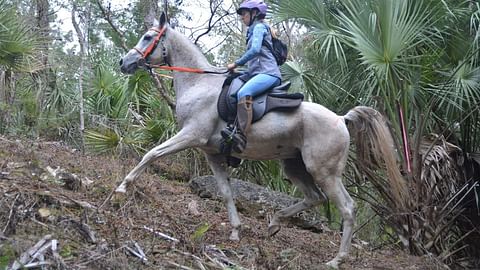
{"left": 217, "top": 74, "right": 304, "bottom": 124}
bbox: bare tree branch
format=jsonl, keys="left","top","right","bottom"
{"left": 94, "top": 0, "right": 129, "bottom": 52}
{"left": 71, "top": 5, "right": 86, "bottom": 54}
{"left": 194, "top": 1, "right": 233, "bottom": 45}
{"left": 204, "top": 27, "right": 235, "bottom": 55}
{"left": 163, "top": 0, "right": 168, "bottom": 20}
{"left": 152, "top": 74, "right": 176, "bottom": 112}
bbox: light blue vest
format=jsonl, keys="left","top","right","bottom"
{"left": 245, "top": 21, "right": 282, "bottom": 80}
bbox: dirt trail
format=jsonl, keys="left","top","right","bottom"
{"left": 0, "top": 136, "right": 438, "bottom": 269}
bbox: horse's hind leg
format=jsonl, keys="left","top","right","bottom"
{"left": 205, "top": 153, "right": 241, "bottom": 241}
{"left": 115, "top": 130, "right": 198, "bottom": 193}
{"left": 316, "top": 174, "right": 355, "bottom": 269}
{"left": 268, "top": 157, "right": 327, "bottom": 236}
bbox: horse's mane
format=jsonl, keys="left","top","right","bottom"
{"left": 168, "top": 27, "right": 225, "bottom": 73}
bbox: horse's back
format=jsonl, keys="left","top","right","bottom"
{"left": 237, "top": 101, "right": 349, "bottom": 159}
{"left": 296, "top": 101, "right": 350, "bottom": 146}
{"left": 299, "top": 101, "right": 344, "bottom": 122}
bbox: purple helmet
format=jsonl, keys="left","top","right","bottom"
{"left": 237, "top": 0, "right": 268, "bottom": 16}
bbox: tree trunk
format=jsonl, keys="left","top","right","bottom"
{"left": 36, "top": 0, "right": 50, "bottom": 67}
{"left": 0, "top": 69, "right": 5, "bottom": 132}
{"left": 142, "top": 0, "right": 159, "bottom": 29}
{"left": 0, "top": 71, "right": 15, "bottom": 133}
{"left": 35, "top": 0, "right": 54, "bottom": 115}
{"left": 0, "top": 70, "right": 5, "bottom": 104}
{"left": 72, "top": 2, "right": 90, "bottom": 152}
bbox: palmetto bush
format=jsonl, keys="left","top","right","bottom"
{"left": 0, "top": 0, "right": 44, "bottom": 133}
{"left": 81, "top": 58, "right": 210, "bottom": 178}
{"left": 273, "top": 0, "right": 480, "bottom": 267}
{"left": 83, "top": 60, "right": 177, "bottom": 157}
{"left": 0, "top": 0, "right": 42, "bottom": 73}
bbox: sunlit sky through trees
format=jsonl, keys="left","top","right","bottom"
{"left": 56, "top": 0, "right": 235, "bottom": 54}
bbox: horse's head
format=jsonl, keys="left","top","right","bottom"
{"left": 120, "top": 12, "right": 170, "bottom": 74}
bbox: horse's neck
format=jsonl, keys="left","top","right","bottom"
{"left": 169, "top": 31, "right": 210, "bottom": 69}
{"left": 169, "top": 30, "right": 222, "bottom": 97}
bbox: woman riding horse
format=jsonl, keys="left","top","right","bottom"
{"left": 224, "top": 0, "right": 281, "bottom": 153}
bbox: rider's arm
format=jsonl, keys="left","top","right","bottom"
{"left": 235, "top": 24, "right": 267, "bottom": 66}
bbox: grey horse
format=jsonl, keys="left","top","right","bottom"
{"left": 117, "top": 13, "right": 406, "bottom": 268}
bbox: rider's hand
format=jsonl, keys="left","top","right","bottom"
{"left": 227, "top": 63, "right": 237, "bottom": 71}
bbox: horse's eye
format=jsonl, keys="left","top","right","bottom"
{"left": 144, "top": 35, "right": 152, "bottom": 41}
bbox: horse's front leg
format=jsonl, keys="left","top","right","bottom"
{"left": 204, "top": 153, "right": 241, "bottom": 241}
{"left": 116, "top": 130, "right": 200, "bottom": 193}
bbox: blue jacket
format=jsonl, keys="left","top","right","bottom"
{"left": 235, "top": 21, "right": 281, "bottom": 80}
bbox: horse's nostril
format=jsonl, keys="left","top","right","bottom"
{"left": 119, "top": 59, "right": 123, "bottom": 66}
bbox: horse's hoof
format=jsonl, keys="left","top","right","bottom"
{"left": 268, "top": 224, "right": 281, "bottom": 237}
{"left": 326, "top": 256, "right": 344, "bottom": 269}
{"left": 229, "top": 229, "right": 240, "bottom": 241}
{"left": 115, "top": 182, "right": 127, "bottom": 193}
{"left": 325, "top": 260, "right": 339, "bottom": 269}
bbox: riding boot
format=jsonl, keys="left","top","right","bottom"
{"left": 232, "top": 96, "right": 253, "bottom": 153}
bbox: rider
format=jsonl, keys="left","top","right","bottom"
{"left": 225, "top": 0, "right": 282, "bottom": 153}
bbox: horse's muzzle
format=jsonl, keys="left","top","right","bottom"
{"left": 119, "top": 57, "right": 138, "bottom": 74}
{"left": 120, "top": 56, "right": 149, "bottom": 74}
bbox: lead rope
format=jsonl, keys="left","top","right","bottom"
{"left": 146, "top": 64, "right": 230, "bottom": 74}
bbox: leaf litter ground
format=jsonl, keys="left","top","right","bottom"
{"left": 0, "top": 136, "right": 440, "bottom": 269}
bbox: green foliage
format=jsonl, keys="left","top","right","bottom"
{"left": 0, "top": 243, "right": 15, "bottom": 269}
{"left": 234, "top": 160, "right": 296, "bottom": 194}
{"left": 273, "top": 0, "right": 480, "bottom": 264}
{"left": 59, "top": 244, "right": 73, "bottom": 258}
{"left": 271, "top": 0, "right": 347, "bottom": 68}
{"left": 274, "top": 0, "right": 480, "bottom": 157}
{"left": 190, "top": 222, "right": 210, "bottom": 242}
{"left": 0, "top": 0, "right": 41, "bottom": 72}
{"left": 85, "top": 129, "right": 121, "bottom": 154}
{"left": 83, "top": 58, "right": 176, "bottom": 156}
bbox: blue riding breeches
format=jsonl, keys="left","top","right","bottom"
{"left": 236, "top": 74, "right": 280, "bottom": 100}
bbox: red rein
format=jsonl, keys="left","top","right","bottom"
{"left": 134, "top": 26, "right": 228, "bottom": 74}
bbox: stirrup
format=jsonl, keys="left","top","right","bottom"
{"left": 219, "top": 140, "right": 242, "bottom": 167}
{"left": 227, "top": 156, "right": 241, "bottom": 168}
{"left": 231, "top": 132, "right": 247, "bottom": 153}
{"left": 221, "top": 124, "right": 236, "bottom": 141}
{"left": 219, "top": 138, "right": 232, "bottom": 154}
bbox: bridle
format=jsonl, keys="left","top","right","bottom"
{"left": 132, "top": 26, "right": 228, "bottom": 75}
{"left": 133, "top": 26, "right": 169, "bottom": 67}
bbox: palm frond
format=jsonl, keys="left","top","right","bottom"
{"left": 270, "top": 0, "right": 331, "bottom": 28}
{"left": 271, "top": 0, "right": 349, "bottom": 68}
{"left": 0, "top": 0, "right": 42, "bottom": 72}
{"left": 470, "top": 2, "right": 480, "bottom": 61}
{"left": 85, "top": 129, "right": 121, "bottom": 154}
{"left": 337, "top": 0, "right": 437, "bottom": 86}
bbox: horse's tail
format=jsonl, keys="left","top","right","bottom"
{"left": 343, "top": 106, "right": 407, "bottom": 209}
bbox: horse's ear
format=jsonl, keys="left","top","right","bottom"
{"left": 159, "top": 12, "right": 167, "bottom": 28}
